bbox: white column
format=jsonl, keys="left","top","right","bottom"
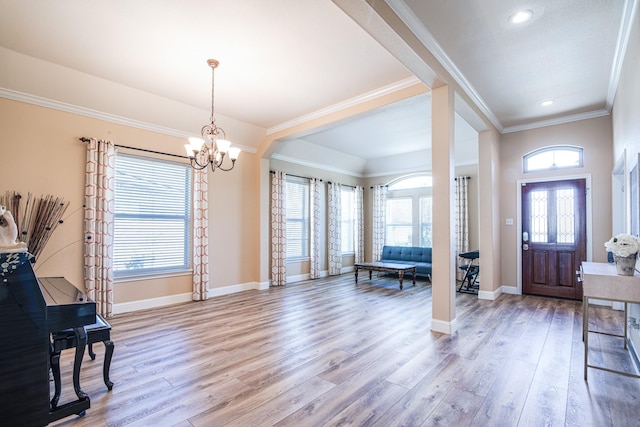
{"left": 431, "top": 85, "right": 457, "bottom": 334}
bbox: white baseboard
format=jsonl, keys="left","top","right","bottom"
{"left": 113, "top": 281, "right": 267, "bottom": 314}
{"left": 431, "top": 318, "right": 458, "bottom": 335}
{"left": 287, "top": 270, "right": 330, "bottom": 283}
{"left": 209, "top": 281, "right": 268, "bottom": 297}
{"left": 478, "top": 287, "right": 502, "bottom": 300}
{"left": 113, "top": 292, "right": 193, "bottom": 314}
{"left": 500, "top": 286, "right": 520, "bottom": 295}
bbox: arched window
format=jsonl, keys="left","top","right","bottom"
{"left": 523, "top": 146, "right": 583, "bottom": 173}
{"left": 386, "top": 174, "right": 432, "bottom": 247}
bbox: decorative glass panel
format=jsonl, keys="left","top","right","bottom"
{"left": 556, "top": 188, "right": 575, "bottom": 243}
{"left": 530, "top": 190, "right": 548, "bottom": 243}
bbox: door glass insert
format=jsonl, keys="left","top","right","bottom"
{"left": 530, "top": 190, "right": 548, "bottom": 243}
{"left": 556, "top": 188, "right": 575, "bottom": 243}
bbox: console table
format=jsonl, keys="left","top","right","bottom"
{"left": 581, "top": 262, "right": 640, "bottom": 380}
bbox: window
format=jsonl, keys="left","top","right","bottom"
{"left": 341, "top": 187, "right": 355, "bottom": 253}
{"left": 386, "top": 197, "right": 413, "bottom": 246}
{"left": 385, "top": 174, "right": 432, "bottom": 247}
{"left": 523, "top": 146, "right": 583, "bottom": 172}
{"left": 113, "top": 153, "right": 192, "bottom": 278}
{"left": 419, "top": 196, "right": 433, "bottom": 246}
{"left": 286, "top": 179, "right": 309, "bottom": 259}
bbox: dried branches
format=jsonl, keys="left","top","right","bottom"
{"left": 0, "top": 191, "right": 69, "bottom": 260}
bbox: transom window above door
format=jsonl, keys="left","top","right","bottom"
{"left": 523, "top": 146, "right": 583, "bottom": 173}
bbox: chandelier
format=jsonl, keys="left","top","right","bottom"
{"left": 184, "top": 59, "right": 240, "bottom": 171}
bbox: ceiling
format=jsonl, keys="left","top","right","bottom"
{"left": 0, "top": 0, "right": 635, "bottom": 176}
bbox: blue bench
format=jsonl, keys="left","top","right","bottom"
{"left": 378, "top": 245, "right": 432, "bottom": 280}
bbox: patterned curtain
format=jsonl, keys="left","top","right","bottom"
{"left": 271, "top": 171, "right": 287, "bottom": 286}
{"left": 309, "top": 178, "right": 321, "bottom": 279}
{"left": 84, "top": 138, "right": 115, "bottom": 318}
{"left": 372, "top": 185, "right": 387, "bottom": 262}
{"left": 354, "top": 185, "right": 364, "bottom": 263}
{"left": 327, "top": 182, "right": 342, "bottom": 275}
{"left": 455, "top": 176, "right": 470, "bottom": 280}
{"left": 193, "top": 169, "right": 209, "bottom": 300}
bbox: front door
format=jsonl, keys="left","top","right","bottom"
{"left": 521, "top": 179, "right": 587, "bottom": 300}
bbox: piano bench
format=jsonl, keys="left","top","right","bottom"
{"left": 51, "top": 314, "right": 114, "bottom": 392}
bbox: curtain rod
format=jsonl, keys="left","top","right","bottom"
{"left": 269, "top": 171, "right": 322, "bottom": 182}
{"left": 455, "top": 176, "right": 471, "bottom": 180}
{"left": 79, "top": 137, "right": 188, "bottom": 160}
{"left": 370, "top": 185, "right": 389, "bottom": 189}
{"left": 327, "top": 182, "right": 357, "bottom": 189}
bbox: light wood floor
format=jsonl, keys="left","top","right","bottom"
{"left": 50, "top": 274, "right": 640, "bottom": 427}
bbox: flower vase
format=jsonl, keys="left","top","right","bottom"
{"left": 614, "top": 253, "right": 637, "bottom": 276}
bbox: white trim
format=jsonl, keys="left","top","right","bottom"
{"left": 503, "top": 109, "right": 610, "bottom": 134}
{"left": 208, "top": 281, "right": 268, "bottom": 297}
{"left": 112, "top": 281, "right": 267, "bottom": 314}
{"left": 266, "top": 76, "right": 422, "bottom": 135}
{"left": 478, "top": 288, "right": 502, "bottom": 300}
{"left": 431, "top": 318, "right": 457, "bottom": 335}
{"left": 500, "top": 286, "right": 520, "bottom": 295}
{"left": 386, "top": 0, "right": 502, "bottom": 133}
{"left": 271, "top": 153, "right": 363, "bottom": 178}
{"left": 0, "top": 88, "right": 257, "bottom": 154}
{"left": 606, "top": 0, "right": 639, "bottom": 111}
{"left": 516, "top": 174, "right": 593, "bottom": 295}
{"left": 112, "top": 292, "right": 193, "bottom": 314}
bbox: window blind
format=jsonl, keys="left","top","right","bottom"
{"left": 286, "top": 179, "right": 309, "bottom": 259}
{"left": 113, "top": 153, "right": 192, "bottom": 278}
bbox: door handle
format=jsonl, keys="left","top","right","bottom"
{"left": 523, "top": 244, "right": 529, "bottom": 250}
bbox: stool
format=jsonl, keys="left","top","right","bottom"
{"left": 50, "top": 314, "right": 114, "bottom": 407}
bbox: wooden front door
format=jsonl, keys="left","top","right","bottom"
{"left": 521, "top": 179, "right": 587, "bottom": 300}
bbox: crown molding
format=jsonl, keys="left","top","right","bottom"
{"left": 502, "top": 108, "right": 611, "bottom": 134}
{"left": 606, "top": 0, "right": 638, "bottom": 111}
{"left": 266, "top": 76, "right": 422, "bottom": 135}
{"left": 386, "top": 0, "right": 504, "bottom": 133}
{"left": 0, "top": 88, "right": 257, "bottom": 154}
{"left": 270, "top": 153, "right": 364, "bottom": 178}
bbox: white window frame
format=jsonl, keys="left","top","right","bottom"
{"left": 285, "top": 178, "right": 310, "bottom": 260}
{"left": 523, "top": 145, "right": 583, "bottom": 173}
{"left": 341, "top": 186, "right": 355, "bottom": 254}
{"left": 113, "top": 153, "right": 192, "bottom": 279}
{"left": 386, "top": 174, "right": 433, "bottom": 247}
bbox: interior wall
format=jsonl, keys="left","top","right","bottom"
{"left": 611, "top": 6, "right": 640, "bottom": 370}
{"left": 269, "top": 157, "right": 361, "bottom": 279}
{"left": 0, "top": 98, "right": 260, "bottom": 306}
{"left": 499, "top": 115, "right": 614, "bottom": 288}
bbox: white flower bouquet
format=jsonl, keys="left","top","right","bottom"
{"left": 604, "top": 233, "right": 640, "bottom": 257}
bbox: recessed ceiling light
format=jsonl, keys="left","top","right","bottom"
{"left": 541, "top": 100, "right": 554, "bottom": 106}
{"left": 510, "top": 9, "right": 533, "bottom": 24}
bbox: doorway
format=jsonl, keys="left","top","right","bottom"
{"left": 521, "top": 179, "right": 587, "bottom": 300}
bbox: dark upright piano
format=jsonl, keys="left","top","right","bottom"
{"left": 0, "top": 252, "right": 97, "bottom": 426}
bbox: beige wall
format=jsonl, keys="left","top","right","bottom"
{"left": 0, "top": 98, "right": 260, "bottom": 306}
{"left": 499, "top": 115, "right": 613, "bottom": 288}
{"left": 611, "top": 6, "right": 640, "bottom": 371}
